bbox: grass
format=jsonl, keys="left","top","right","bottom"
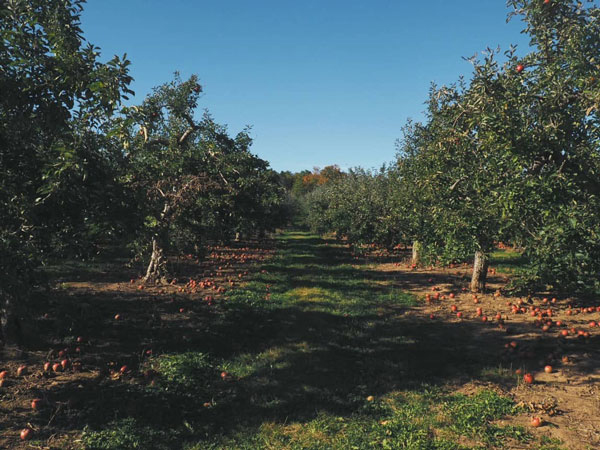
{"left": 489, "top": 250, "right": 528, "bottom": 274}
{"left": 78, "top": 231, "right": 551, "bottom": 449}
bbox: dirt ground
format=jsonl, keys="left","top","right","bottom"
{"left": 374, "top": 257, "right": 600, "bottom": 450}
{"left": 1, "top": 239, "right": 598, "bottom": 449}
{"left": 0, "top": 240, "right": 275, "bottom": 449}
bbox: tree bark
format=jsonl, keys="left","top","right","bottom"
{"left": 471, "top": 250, "right": 489, "bottom": 293}
{"left": 143, "top": 235, "right": 167, "bottom": 284}
{"left": 411, "top": 240, "right": 422, "bottom": 266}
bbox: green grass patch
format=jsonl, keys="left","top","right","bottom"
{"left": 489, "top": 250, "right": 528, "bottom": 274}
{"left": 81, "top": 232, "right": 536, "bottom": 450}
{"left": 149, "top": 352, "right": 215, "bottom": 393}
{"left": 82, "top": 418, "right": 179, "bottom": 450}
{"left": 194, "top": 388, "right": 527, "bottom": 450}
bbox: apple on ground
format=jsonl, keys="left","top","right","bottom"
{"left": 20, "top": 428, "right": 32, "bottom": 440}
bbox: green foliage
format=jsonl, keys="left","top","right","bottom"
{"left": 306, "top": 166, "right": 405, "bottom": 248}
{"left": 304, "top": 0, "right": 600, "bottom": 293}
{"left": 116, "top": 73, "right": 286, "bottom": 278}
{"left": 0, "top": 0, "right": 133, "bottom": 342}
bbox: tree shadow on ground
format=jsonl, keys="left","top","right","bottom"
{"left": 1, "top": 232, "right": 598, "bottom": 448}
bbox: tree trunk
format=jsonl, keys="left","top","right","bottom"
{"left": 471, "top": 250, "right": 489, "bottom": 293}
{"left": 411, "top": 241, "right": 422, "bottom": 266}
{"left": 143, "top": 235, "right": 167, "bottom": 284}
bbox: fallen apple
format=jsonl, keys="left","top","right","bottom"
{"left": 20, "top": 428, "right": 32, "bottom": 440}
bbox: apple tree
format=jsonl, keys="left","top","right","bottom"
{"left": 0, "top": 0, "right": 133, "bottom": 343}
{"left": 118, "top": 74, "right": 285, "bottom": 283}
{"left": 502, "top": 0, "right": 600, "bottom": 292}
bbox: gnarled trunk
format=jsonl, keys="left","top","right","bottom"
{"left": 471, "top": 250, "right": 489, "bottom": 293}
{"left": 411, "top": 240, "right": 422, "bottom": 266}
{"left": 143, "top": 202, "right": 171, "bottom": 285}
{"left": 143, "top": 235, "right": 167, "bottom": 284}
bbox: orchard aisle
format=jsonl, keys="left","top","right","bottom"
{"left": 2, "top": 231, "right": 597, "bottom": 449}
{"left": 191, "top": 231, "right": 593, "bottom": 450}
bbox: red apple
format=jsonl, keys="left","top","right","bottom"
{"left": 531, "top": 417, "right": 542, "bottom": 427}
{"left": 61, "top": 359, "right": 69, "bottom": 370}
{"left": 31, "top": 398, "right": 43, "bottom": 410}
{"left": 523, "top": 373, "right": 534, "bottom": 384}
{"left": 0, "top": 370, "right": 7, "bottom": 379}
{"left": 119, "top": 365, "right": 129, "bottom": 374}
{"left": 16, "top": 365, "right": 27, "bottom": 377}
{"left": 52, "top": 363, "right": 62, "bottom": 372}
{"left": 20, "top": 428, "right": 32, "bottom": 441}
{"left": 516, "top": 64, "right": 525, "bottom": 73}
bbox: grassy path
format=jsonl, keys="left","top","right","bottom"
{"left": 81, "top": 231, "right": 557, "bottom": 450}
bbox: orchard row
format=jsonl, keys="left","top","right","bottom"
{"left": 305, "top": 0, "right": 600, "bottom": 295}
{"left": 0, "top": 1, "right": 288, "bottom": 344}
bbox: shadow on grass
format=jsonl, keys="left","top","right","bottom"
{"left": 1, "top": 231, "right": 596, "bottom": 449}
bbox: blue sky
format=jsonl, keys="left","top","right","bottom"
{"left": 81, "top": 0, "right": 530, "bottom": 172}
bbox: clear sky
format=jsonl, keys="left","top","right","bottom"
{"left": 81, "top": 0, "right": 531, "bottom": 172}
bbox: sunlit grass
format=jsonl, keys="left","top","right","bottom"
{"left": 81, "top": 232, "right": 559, "bottom": 450}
